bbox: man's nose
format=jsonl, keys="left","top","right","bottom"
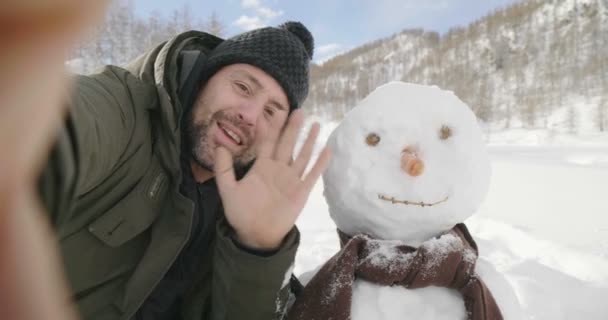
{"left": 236, "top": 99, "right": 265, "bottom": 126}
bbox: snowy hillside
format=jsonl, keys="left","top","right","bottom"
{"left": 305, "top": 0, "right": 608, "bottom": 133}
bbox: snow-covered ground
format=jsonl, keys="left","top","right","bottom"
{"left": 294, "top": 122, "right": 608, "bottom": 319}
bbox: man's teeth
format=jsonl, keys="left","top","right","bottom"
{"left": 221, "top": 125, "right": 241, "bottom": 145}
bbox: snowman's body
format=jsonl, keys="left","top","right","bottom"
{"left": 349, "top": 258, "right": 519, "bottom": 320}
{"left": 351, "top": 279, "right": 466, "bottom": 320}
{"left": 316, "top": 82, "right": 521, "bottom": 319}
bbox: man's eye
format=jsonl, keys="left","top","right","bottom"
{"left": 235, "top": 82, "right": 250, "bottom": 94}
{"left": 264, "top": 107, "right": 275, "bottom": 117}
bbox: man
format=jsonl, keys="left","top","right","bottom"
{"left": 38, "top": 21, "right": 330, "bottom": 320}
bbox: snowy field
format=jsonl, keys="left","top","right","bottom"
{"left": 294, "top": 123, "right": 608, "bottom": 319}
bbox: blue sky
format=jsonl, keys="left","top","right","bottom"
{"left": 133, "top": 0, "right": 523, "bottom": 62}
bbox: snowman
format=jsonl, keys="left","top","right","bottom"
{"left": 288, "top": 82, "right": 520, "bottom": 320}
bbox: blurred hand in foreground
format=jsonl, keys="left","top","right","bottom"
{"left": 0, "top": 1, "right": 108, "bottom": 319}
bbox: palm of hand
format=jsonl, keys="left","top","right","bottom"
{"left": 215, "top": 110, "right": 331, "bottom": 250}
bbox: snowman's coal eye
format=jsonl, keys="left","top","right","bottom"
{"left": 439, "top": 125, "right": 452, "bottom": 140}
{"left": 366, "top": 133, "right": 381, "bottom": 146}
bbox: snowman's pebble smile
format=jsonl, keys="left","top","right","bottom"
{"left": 377, "top": 194, "right": 449, "bottom": 207}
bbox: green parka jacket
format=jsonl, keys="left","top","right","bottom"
{"left": 39, "top": 30, "right": 299, "bottom": 320}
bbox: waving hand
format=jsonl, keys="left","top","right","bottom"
{"left": 215, "top": 110, "right": 331, "bottom": 250}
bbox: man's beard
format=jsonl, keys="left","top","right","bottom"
{"left": 184, "top": 109, "right": 255, "bottom": 173}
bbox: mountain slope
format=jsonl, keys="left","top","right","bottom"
{"left": 305, "top": 0, "right": 608, "bottom": 133}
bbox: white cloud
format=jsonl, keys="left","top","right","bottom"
{"left": 241, "top": 0, "right": 261, "bottom": 9}
{"left": 257, "top": 7, "right": 284, "bottom": 19}
{"left": 234, "top": 15, "right": 265, "bottom": 31}
{"left": 234, "top": 0, "right": 283, "bottom": 31}
{"left": 314, "top": 43, "right": 348, "bottom": 64}
{"left": 317, "top": 43, "right": 342, "bottom": 56}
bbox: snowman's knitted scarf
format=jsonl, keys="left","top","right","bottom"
{"left": 287, "top": 223, "right": 503, "bottom": 320}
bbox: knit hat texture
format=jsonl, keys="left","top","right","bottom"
{"left": 201, "top": 21, "right": 314, "bottom": 110}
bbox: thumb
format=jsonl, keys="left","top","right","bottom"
{"left": 214, "top": 146, "right": 236, "bottom": 193}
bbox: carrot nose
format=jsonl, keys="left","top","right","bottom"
{"left": 401, "top": 149, "right": 424, "bottom": 176}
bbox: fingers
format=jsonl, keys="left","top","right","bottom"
{"left": 255, "top": 116, "right": 281, "bottom": 159}
{"left": 214, "top": 147, "right": 236, "bottom": 192}
{"left": 293, "top": 122, "right": 320, "bottom": 176}
{"left": 302, "top": 146, "right": 332, "bottom": 193}
{"left": 274, "top": 110, "right": 305, "bottom": 163}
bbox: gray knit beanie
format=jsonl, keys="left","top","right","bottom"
{"left": 200, "top": 21, "right": 314, "bottom": 111}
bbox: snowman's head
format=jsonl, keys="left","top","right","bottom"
{"left": 323, "top": 82, "right": 491, "bottom": 245}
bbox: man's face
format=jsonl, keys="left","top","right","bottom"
{"left": 185, "top": 63, "right": 290, "bottom": 172}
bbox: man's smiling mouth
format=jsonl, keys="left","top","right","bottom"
{"left": 377, "top": 194, "right": 449, "bottom": 207}
{"left": 217, "top": 122, "right": 244, "bottom": 146}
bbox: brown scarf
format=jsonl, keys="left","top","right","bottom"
{"left": 287, "top": 223, "right": 502, "bottom": 320}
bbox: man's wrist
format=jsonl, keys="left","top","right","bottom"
{"left": 232, "top": 232, "right": 283, "bottom": 252}
{"left": 230, "top": 235, "right": 280, "bottom": 257}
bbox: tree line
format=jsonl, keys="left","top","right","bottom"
{"left": 305, "top": 0, "right": 608, "bottom": 132}
{"left": 68, "top": 0, "right": 225, "bottom": 74}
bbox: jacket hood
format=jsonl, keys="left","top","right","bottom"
{"left": 125, "top": 30, "right": 224, "bottom": 134}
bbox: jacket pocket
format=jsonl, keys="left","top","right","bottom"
{"left": 88, "top": 158, "right": 169, "bottom": 247}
